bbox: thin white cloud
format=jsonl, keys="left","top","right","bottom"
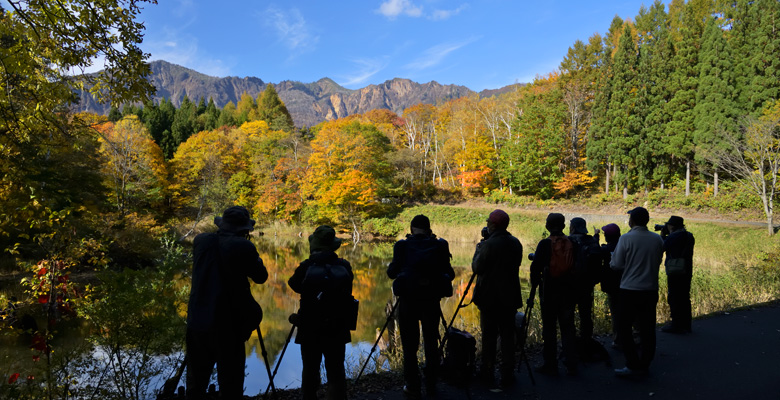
{"left": 147, "top": 34, "right": 232, "bottom": 77}
{"left": 264, "top": 7, "right": 319, "bottom": 53}
{"left": 339, "top": 58, "right": 388, "bottom": 87}
{"left": 430, "top": 4, "right": 469, "bottom": 21}
{"left": 404, "top": 37, "right": 479, "bottom": 71}
{"left": 377, "top": 0, "right": 423, "bottom": 19}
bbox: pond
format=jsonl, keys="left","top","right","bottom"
{"left": 242, "top": 235, "right": 489, "bottom": 396}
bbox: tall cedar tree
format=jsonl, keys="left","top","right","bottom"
{"left": 257, "top": 84, "right": 295, "bottom": 131}
{"left": 694, "top": 15, "right": 738, "bottom": 195}
{"left": 606, "top": 23, "right": 641, "bottom": 197}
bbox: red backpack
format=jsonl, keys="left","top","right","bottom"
{"left": 548, "top": 235, "right": 575, "bottom": 278}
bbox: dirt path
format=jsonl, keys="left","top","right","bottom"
{"left": 350, "top": 301, "right": 780, "bottom": 400}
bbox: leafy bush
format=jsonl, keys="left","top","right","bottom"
{"left": 362, "top": 218, "right": 403, "bottom": 238}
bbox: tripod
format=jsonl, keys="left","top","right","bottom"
{"left": 264, "top": 314, "right": 298, "bottom": 396}
{"left": 256, "top": 324, "right": 276, "bottom": 395}
{"left": 355, "top": 298, "right": 399, "bottom": 384}
{"left": 438, "top": 273, "right": 476, "bottom": 355}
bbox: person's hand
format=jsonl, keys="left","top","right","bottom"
{"left": 594, "top": 227, "right": 601, "bottom": 235}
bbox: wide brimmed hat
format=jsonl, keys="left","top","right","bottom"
{"left": 546, "top": 213, "right": 566, "bottom": 229}
{"left": 309, "top": 225, "right": 342, "bottom": 252}
{"left": 214, "top": 206, "right": 255, "bottom": 233}
{"left": 569, "top": 217, "right": 588, "bottom": 235}
{"left": 665, "top": 215, "right": 685, "bottom": 228}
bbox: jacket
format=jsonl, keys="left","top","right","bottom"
{"left": 663, "top": 229, "right": 695, "bottom": 275}
{"left": 289, "top": 251, "right": 353, "bottom": 344}
{"left": 387, "top": 233, "right": 454, "bottom": 300}
{"left": 610, "top": 226, "right": 663, "bottom": 291}
{"left": 471, "top": 229, "right": 524, "bottom": 310}
{"left": 188, "top": 231, "right": 268, "bottom": 340}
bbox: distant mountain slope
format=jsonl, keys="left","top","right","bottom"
{"left": 76, "top": 60, "right": 519, "bottom": 127}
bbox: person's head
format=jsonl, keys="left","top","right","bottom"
{"left": 309, "top": 225, "right": 342, "bottom": 253}
{"left": 601, "top": 223, "right": 621, "bottom": 243}
{"left": 486, "top": 209, "right": 510, "bottom": 233}
{"left": 665, "top": 215, "right": 685, "bottom": 232}
{"left": 627, "top": 207, "right": 650, "bottom": 227}
{"left": 545, "top": 213, "right": 566, "bottom": 234}
{"left": 214, "top": 206, "right": 255, "bottom": 235}
{"left": 569, "top": 217, "right": 588, "bottom": 235}
{"left": 410, "top": 214, "right": 432, "bottom": 235}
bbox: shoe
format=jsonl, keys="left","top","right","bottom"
{"left": 534, "top": 363, "right": 559, "bottom": 376}
{"left": 403, "top": 385, "right": 422, "bottom": 399}
{"left": 661, "top": 325, "right": 687, "bottom": 334}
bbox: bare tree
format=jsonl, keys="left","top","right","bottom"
{"left": 712, "top": 109, "right": 780, "bottom": 235}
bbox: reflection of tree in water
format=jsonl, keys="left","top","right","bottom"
{"left": 241, "top": 236, "right": 495, "bottom": 369}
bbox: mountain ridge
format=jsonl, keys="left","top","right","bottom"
{"left": 76, "top": 60, "right": 523, "bottom": 127}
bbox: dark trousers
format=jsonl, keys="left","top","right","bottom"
{"left": 617, "top": 289, "right": 658, "bottom": 371}
{"left": 300, "top": 340, "right": 346, "bottom": 400}
{"left": 540, "top": 284, "right": 576, "bottom": 368}
{"left": 479, "top": 307, "right": 517, "bottom": 380}
{"left": 667, "top": 273, "right": 692, "bottom": 331}
{"left": 186, "top": 328, "right": 246, "bottom": 400}
{"left": 606, "top": 291, "right": 623, "bottom": 344}
{"left": 574, "top": 285, "right": 594, "bottom": 339}
{"left": 398, "top": 297, "right": 441, "bottom": 390}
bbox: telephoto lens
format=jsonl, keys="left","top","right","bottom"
{"left": 528, "top": 253, "right": 535, "bottom": 261}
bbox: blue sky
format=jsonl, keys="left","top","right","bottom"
{"left": 137, "top": 0, "right": 666, "bottom": 91}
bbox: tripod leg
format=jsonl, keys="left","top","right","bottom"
{"left": 257, "top": 325, "right": 276, "bottom": 394}
{"left": 356, "top": 298, "right": 399, "bottom": 384}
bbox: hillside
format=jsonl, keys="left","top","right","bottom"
{"left": 75, "top": 60, "right": 519, "bottom": 127}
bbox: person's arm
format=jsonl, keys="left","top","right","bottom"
{"left": 387, "top": 240, "right": 404, "bottom": 279}
{"left": 235, "top": 239, "right": 268, "bottom": 284}
{"left": 471, "top": 239, "right": 490, "bottom": 274}
{"left": 529, "top": 239, "right": 548, "bottom": 287}
{"left": 288, "top": 260, "right": 310, "bottom": 294}
{"left": 439, "top": 239, "right": 455, "bottom": 280}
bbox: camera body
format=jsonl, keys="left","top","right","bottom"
{"left": 480, "top": 226, "right": 490, "bottom": 240}
{"left": 528, "top": 253, "right": 535, "bottom": 261}
{"left": 653, "top": 224, "right": 666, "bottom": 231}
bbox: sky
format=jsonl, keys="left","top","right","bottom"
{"left": 136, "top": 0, "right": 669, "bottom": 92}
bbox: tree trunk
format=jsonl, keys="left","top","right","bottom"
{"left": 605, "top": 163, "right": 610, "bottom": 195}
{"left": 714, "top": 170, "right": 719, "bottom": 197}
{"left": 685, "top": 160, "right": 691, "bottom": 197}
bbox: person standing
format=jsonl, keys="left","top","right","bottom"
{"left": 289, "top": 225, "right": 354, "bottom": 400}
{"left": 660, "top": 216, "right": 695, "bottom": 334}
{"left": 568, "top": 217, "right": 601, "bottom": 354}
{"left": 530, "top": 213, "right": 578, "bottom": 376}
{"left": 610, "top": 207, "right": 664, "bottom": 377}
{"left": 387, "top": 215, "right": 454, "bottom": 398}
{"left": 187, "top": 206, "right": 268, "bottom": 400}
{"left": 472, "top": 209, "right": 524, "bottom": 386}
{"left": 598, "top": 223, "right": 623, "bottom": 347}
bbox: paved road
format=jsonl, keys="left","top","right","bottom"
{"left": 354, "top": 301, "right": 780, "bottom": 400}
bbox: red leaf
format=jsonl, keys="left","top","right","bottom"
{"left": 38, "top": 295, "right": 49, "bottom": 304}
{"left": 37, "top": 267, "right": 48, "bottom": 276}
{"left": 26, "top": 375, "right": 34, "bottom": 381}
{"left": 8, "top": 373, "right": 20, "bottom": 384}
{"left": 32, "top": 355, "right": 40, "bottom": 362}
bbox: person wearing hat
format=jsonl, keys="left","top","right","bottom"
{"left": 187, "top": 206, "right": 268, "bottom": 399}
{"left": 660, "top": 216, "right": 695, "bottom": 334}
{"left": 472, "top": 209, "right": 524, "bottom": 386}
{"left": 598, "top": 223, "right": 623, "bottom": 347}
{"left": 610, "top": 207, "right": 664, "bottom": 377}
{"left": 289, "top": 225, "right": 354, "bottom": 400}
{"left": 387, "top": 214, "right": 454, "bottom": 398}
{"left": 529, "top": 213, "right": 578, "bottom": 376}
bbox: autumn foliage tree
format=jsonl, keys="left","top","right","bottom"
{"left": 303, "top": 119, "right": 395, "bottom": 240}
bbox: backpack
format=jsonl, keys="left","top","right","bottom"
{"left": 393, "top": 237, "right": 453, "bottom": 298}
{"left": 548, "top": 235, "right": 575, "bottom": 278}
{"left": 441, "top": 327, "right": 476, "bottom": 383}
{"left": 570, "top": 235, "right": 603, "bottom": 286}
{"left": 301, "top": 262, "right": 357, "bottom": 330}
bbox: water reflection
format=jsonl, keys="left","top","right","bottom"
{"left": 243, "top": 236, "right": 486, "bottom": 396}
